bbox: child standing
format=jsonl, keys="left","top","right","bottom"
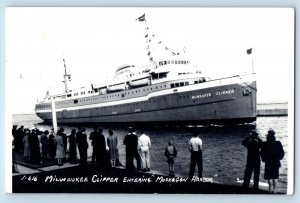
{"left": 165, "top": 140, "right": 177, "bottom": 177}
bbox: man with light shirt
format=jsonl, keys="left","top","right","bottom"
{"left": 138, "top": 129, "right": 151, "bottom": 171}
{"left": 188, "top": 130, "right": 203, "bottom": 179}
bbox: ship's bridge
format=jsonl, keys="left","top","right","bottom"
{"left": 154, "top": 59, "right": 202, "bottom": 74}
{"left": 149, "top": 59, "right": 205, "bottom": 84}
{"left": 157, "top": 60, "right": 190, "bottom": 66}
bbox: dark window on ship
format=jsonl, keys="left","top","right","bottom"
{"left": 171, "top": 84, "right": 175, "bottom": 88}
{"left": 74, "top": 100, "right": 78, "bottom": 104}
{"left": 152, "top": 73, "right": 158, "bottom": 80}
{"left": 180, "top": 82, "right": 184, "bottom": 87}
{"left": 175, "top": 61, "right": 178, "bottom": 64}
{"left": 185, "top": 82, "right": 189, "bottom": 85}
{"left": 194, "top": 81, "right": 199, "bottom": 84}
{"left": 159, "top": 73, "right": 167, "bottom": 78}
{"left": 175, "top": 83, "right": 180, "bottom": 87}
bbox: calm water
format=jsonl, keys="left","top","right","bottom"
{"left": 12, "top": 114, "right": 289, "bottom": 193}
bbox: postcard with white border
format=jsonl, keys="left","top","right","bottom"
{"left": 5, "top": 7, "right": 294, "bottom": 194}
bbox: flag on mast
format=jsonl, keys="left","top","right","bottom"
{"left": 247, "top": 48, "right": 254, "bottom": 73}
{"left": 247, "top": 48, "right": 252, "bottom": 54}
{"left": 136, "top": 14, "right": 146, "bottom": 22}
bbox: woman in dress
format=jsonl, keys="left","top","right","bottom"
{"left": 22, "top": 129, "right": 31, "bottom": 162}
{"left": 55, "top": 132, "right": 65, "bottom": 166}
{"left": 107, "top": 129, "right": 118, "bottom": 168}
{"left": 261, "top": 129, "right": 285, "bottom": 193}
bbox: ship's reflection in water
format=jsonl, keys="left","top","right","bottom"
{"left": 13, "top": 115, "right": 288, "bottom": 193}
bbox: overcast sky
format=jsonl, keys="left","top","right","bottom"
{"left": 6, "top": 8, "right": 294, "bottom": 114}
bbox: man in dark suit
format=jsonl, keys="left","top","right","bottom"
{"left": 242, "top": 130, "right": 262, "bottom": 190}
{"left": 89, "top": 126, "right": 98, "bottom": 163}
{"left": 123, "top": 127, "right": 141, "bottom": 171}
{"left": 76, "top": 127, "right": 88, "bottom": 165}
{"left": 94, "top": 128, "right": 109, "bottom": 169}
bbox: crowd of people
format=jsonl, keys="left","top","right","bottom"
{"left": 12, "top": 125, "right": 118, "bottom": 168}
{"left": 12, "top": 124, "right": 285, "bottom": 193}
{"left": 12, "top": 125, "right": 153, "bottom": 171}
{"left": 11, "top": 124, "right": 209, "bottom": 179}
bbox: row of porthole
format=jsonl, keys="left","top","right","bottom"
{"left": 70, "top": 85, "right": 168, "bottom": 104}
{"left": 178, "top": 95, "right": 190, "bottom": 99}
{"left": 56, "top": 83, "right": 171, "bottom": 107}
{"left": 74, "top": 98, "right": 165, "bottom": 111}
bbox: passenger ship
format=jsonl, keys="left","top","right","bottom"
{"left": 35, "top": 14, "right": 257, "bottom": 125}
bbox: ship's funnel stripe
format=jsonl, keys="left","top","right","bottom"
{"left": 35, "top": 74, "right": 255, "bottom": 113}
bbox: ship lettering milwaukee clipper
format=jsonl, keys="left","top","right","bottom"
{"left": 35, "top": 14, "right": 257, "bottom": 125}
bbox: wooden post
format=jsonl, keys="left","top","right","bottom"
{"left": 51, "top": 96, "right": 58, "bottom": 134}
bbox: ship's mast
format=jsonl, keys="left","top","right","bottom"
{"left": 136, "top": 13, "right": 184, "bottom": 64}
{"left": 63, "top": 58, "right": 71, "bottom": 93}
{"left": 136, "top": 14, "right": 154, "bottom": 63}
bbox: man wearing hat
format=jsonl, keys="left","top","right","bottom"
{"left": 242, "top": 130, "right": 262, "bottom": 190}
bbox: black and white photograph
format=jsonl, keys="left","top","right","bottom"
{"left": 5, "top": 7, "right": 294, "bottom": 194}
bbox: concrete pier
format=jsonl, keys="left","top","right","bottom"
{"left": 257, "top": 103, "right": 288, "bottom": 116}
{"left": 12, "top": 152, "right": 271, "bottom": 194}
